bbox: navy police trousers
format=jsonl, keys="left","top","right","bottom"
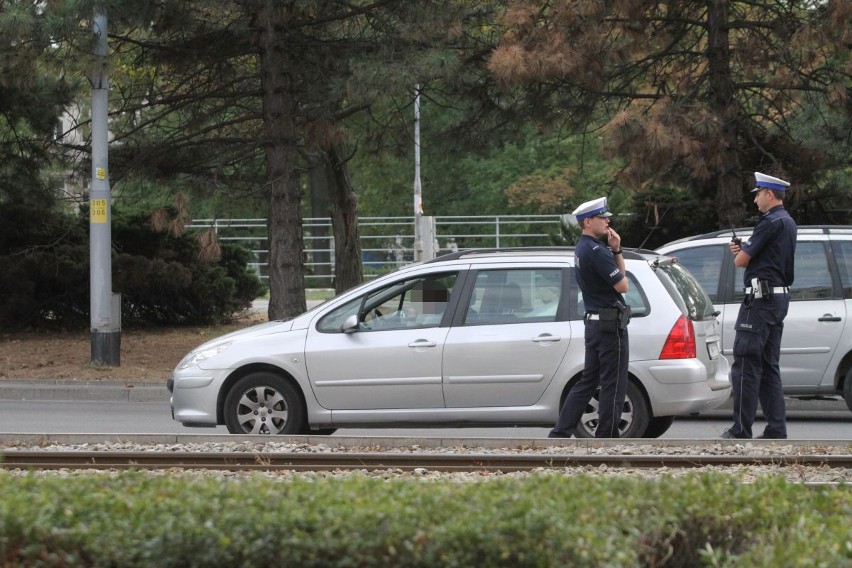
{"left": 552, "top": 319, "right": 629, "bottom": 438}
{"left": 729, "top": 294, "right": 789, "bottom": 438}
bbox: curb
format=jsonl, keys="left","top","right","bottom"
{"left": 0, "top": 380, "right": 169, "bottom": 403}
{"left": 0, "top": 299, "right": 325, "bottom": 405}
{"left": 0, "top": 381, "right": 847, "bottom": 418}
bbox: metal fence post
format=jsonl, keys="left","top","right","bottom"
{"left": 418, "top": 215, "right": 436, "bottom": 261}
{"left": 495, "top": 216, "right": 500, "bottom": 248}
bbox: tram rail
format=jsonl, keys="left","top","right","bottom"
{"left": 2, "top": 450, "right": 852, "bottom": 472}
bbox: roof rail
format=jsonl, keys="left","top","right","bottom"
{"left": 423, "top": 247, "right": 577, "bottom": 264}
{"left": 673, "top": 224, "right": 852, "bottom": 243}
{"left": 424, "top": 246, "right": 666, "bottom": 264}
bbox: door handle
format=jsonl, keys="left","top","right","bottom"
{"left": 408, "top": 340, "right": 437, "bottom": 348}
{"left": 818, "top": 314, "right": 841, "bottom": 322}
{"left": 532, "top": 334, "right": 562, "bottom": 343}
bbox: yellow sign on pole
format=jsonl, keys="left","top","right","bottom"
{"left": 96, "top": 167, "right": 107, "bottom": 180}
{"left": 90, "top": 198, "right": 108, "bottom": 224}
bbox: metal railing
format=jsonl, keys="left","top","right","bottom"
{"left": 189, "top": 215, "right": 565, "bottom": 284}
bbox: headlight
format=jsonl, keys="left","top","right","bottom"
{"left": 176, "top": 342, "right": 232, "bottom": 370}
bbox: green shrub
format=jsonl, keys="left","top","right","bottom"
{"left": 0, "top": 205, "right": 264, "bottom": 330}
{"left": 0, "top": 205, "right": 90, "bottom": 329}
{"left": 0, "top": 472, "right": 848, "bottom": 567}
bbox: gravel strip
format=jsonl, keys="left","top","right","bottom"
{"left": 2, "top": 440, "right": 850, "bottom": 483}
{"left": 4, "top": 439, "right": 851, "bottom": 455}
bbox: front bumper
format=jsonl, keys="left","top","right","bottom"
{"left": 169, "top": 371, "right": 224, "bottom": 427}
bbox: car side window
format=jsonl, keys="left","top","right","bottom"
{"left": 463, "top": 269, "right": 562, "bottom": 325}
{"left": 571, "top": 272, "right": 648, "bottom": 320}
{"left": 734, "top": 241, "right": 833, "bottom": 302}
{"left": 833, "top": 240, "right": 852, "bottom": 299}
{"left": 316, "top": 272, "right": 458, "bottom": 332}
{"left": 667, "top": 245, "right": 725, "bottom": 302}
{"left": 622, "top": 273, "right": 650, "bottom": 317}
{"left": 790, "top": 242, "right": 834, "bottom": 300}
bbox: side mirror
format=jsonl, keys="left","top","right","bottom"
{"left": 341, "top": 314, "right": 360, "bottom": 334}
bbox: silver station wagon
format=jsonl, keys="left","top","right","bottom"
{"left": 169, "top": 248, "right": 731, "bottom": 438}
{"left": 658, "top": 225, "right": 852, "bottom": 414}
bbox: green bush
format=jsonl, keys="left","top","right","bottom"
{"left": 0, "top": 204, "right": 89, "bottom": 329}
{"left": 0, "top": 472, "right": 848, "bottom": 567}
{"left": 0, "top": 205, "right": 264, "bottom": 330}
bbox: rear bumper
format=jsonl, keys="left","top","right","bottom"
{"left": 638, "top": 357, "right": 732, "bottom": 416}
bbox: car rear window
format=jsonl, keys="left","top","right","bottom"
{"left": 463, "top": 268, "right": 563, "bottom": 325}
{"left": 834, "top": 240, "right": 852, "bottom": 299}
{"left": 569, "top": 270, "right": 649, "bottom": 320}
{"left": 665, "top": 244, "right": 726, "bottom": 302}
{"left": 655, "top": 260, "right": 716, "bottom": 320}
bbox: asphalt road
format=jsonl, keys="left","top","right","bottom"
{"left": 0, "top": 398, "right": 848, "bottom": 440}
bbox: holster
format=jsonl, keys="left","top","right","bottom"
{"left": 750, "top": 278, "right": 771, "bottom": 299}
{"left": 615, "top": 301, "right": 631, "bottom": 329}
{"left": 599, "top": 302, "right": 630, "bottom": 333}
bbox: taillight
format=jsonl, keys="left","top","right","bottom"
{"left": 660, "top": 315, "right": 696, "bottom": 359}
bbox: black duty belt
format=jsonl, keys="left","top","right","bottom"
{"left": 745, "top": 286, "right": 789, "bottom": 294}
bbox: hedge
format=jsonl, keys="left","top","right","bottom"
{"left": 0, "top": 472, "right": 849, "bottom": 567}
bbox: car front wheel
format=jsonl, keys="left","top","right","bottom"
{"left": 224, "top": 372, "right": 306, "bottom": 435}
{"left": 573, "top": 380, "right": 650, "bottom": 438}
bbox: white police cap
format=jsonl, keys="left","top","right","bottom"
{"left": 753, "top": 172, "right": 790, "bottom": 192}
{"left": 572, "top": 197, "right": 613, "bottom": 222}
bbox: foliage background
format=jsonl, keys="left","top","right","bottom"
{"left": 0, "top": 0, "right": 849, "bottom": 317}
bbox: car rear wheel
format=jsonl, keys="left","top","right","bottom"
{"left": 843, "top": 368, "right": 852, "bottom": 413}
{"left": 224, "top": 372, "right": 306, "bottom": 435}
{"left": 574, "top": 380, "right": 650, "bottom": 438}
{"left": 642, "top": 416, "right": 676, "bottom": 438}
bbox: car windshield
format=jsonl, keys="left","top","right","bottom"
{"left": 654, "top": 259, "right": 716, "bottom": 320}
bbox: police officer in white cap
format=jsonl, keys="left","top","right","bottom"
{"left": 722, "top": 172, "right": 797, "bottom": 439}
{"left": 550, "top": 196, "right": 630, "bottom": 438}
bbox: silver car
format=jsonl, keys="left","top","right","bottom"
{"left": 168, "top": 248, "right": 731, "bottom": 438}
{"left": 658, "top": 225, "right": 852, "bottom": 414}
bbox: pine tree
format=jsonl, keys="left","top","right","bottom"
{"left": 489, "top": 1, "right": 851, "bottom": 227}
{"left": 60, "top": 1, "right": 500, "bottom": 316}
{"left": 0, "top": 1, "right": 79, "bottom": 207}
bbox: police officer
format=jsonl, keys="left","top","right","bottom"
{"left": 550, "top": 197, "right": 629, "bottom": 438}
{"left": 722, "top": 172, "right": 797, "bottom": 439}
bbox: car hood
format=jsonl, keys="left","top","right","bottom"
{"left": 194, "top": 319, "right": 294, "bottom": 351}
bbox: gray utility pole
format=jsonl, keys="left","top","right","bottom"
{"left": 412, "top": 85, "right": 436, "bottom": 261}
{"left": 90, "top": 6, "right": 120, "bottom": 365}
{"left": 413, "top": 84, "right": 423, "bottom": 262}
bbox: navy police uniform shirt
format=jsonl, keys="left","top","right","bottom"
{"left": 741, "top": 205, "right": 797, "bottom": 288}
{"left": 576, "top": 234, "right": 625, "bottom": 312}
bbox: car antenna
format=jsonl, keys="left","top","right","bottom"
{"left": 637, "top": 203, "right": 672, "bottom": 250}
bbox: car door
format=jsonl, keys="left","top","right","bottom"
{"left": 304, "top": 272, "right": 459, "bottom": 410}
{"left": 441, "top": 266, "right": 571, "bottom": 408}
{"left": 728, "top": 239, "right": 844, "bottom": 388}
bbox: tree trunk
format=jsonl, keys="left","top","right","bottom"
{"left": 307, "top": 149, "right": 333, "bottom": 288}
{"left": 705, "top": 0, "right": 745, "bottom": 227}
{"left": 325, "top": 141, "right": 363, "bottom": 293}
{"left": 254, "top": 1, "right": 306, "bottom": 318}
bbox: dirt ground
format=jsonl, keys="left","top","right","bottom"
{"left": 0, "top": 312, "right": 268, "bottom": 384}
